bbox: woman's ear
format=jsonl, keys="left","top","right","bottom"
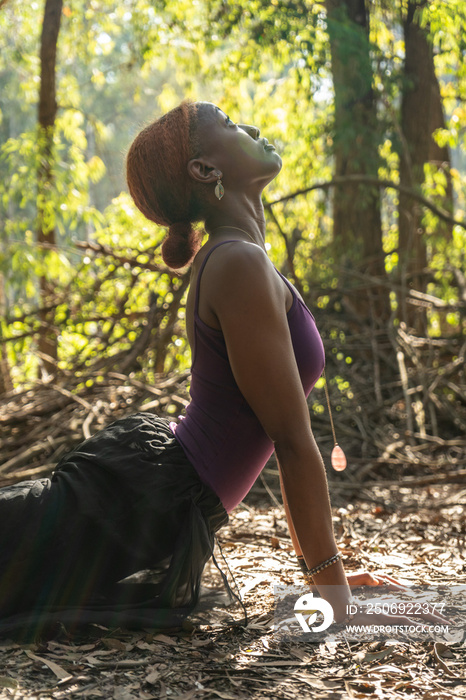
{"left": 187, "top": 159, "right": 221, "bottom": 184}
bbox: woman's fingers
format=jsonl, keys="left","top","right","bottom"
{"left": 346, "top": 572, "right": 377, "bottom": 587}
{"left": 346, "top": 571, "right": 406, "bottom": 590}
{"left": 371, "top": 576, "right": 406, "bottom": 591}
{"left": 372, "top": 572, "right": 408, "bottom": 588}
{"left": 370, "top": 573, "right": 400, "bottom": 584}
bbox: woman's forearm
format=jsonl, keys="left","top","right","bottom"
{"left": 278, "top": 468, "right": 303, "bottom": 557}
{"left": 275, "top": 432, "right": 351, "bottom": 622}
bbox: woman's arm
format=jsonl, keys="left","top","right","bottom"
{"left": 274, "top": 423, "right": 351, "bottom": 620}
{"left": 202, "top": 242, "right": 352, "bottom": 621}
{"left": 278, "top": 467, "right": 302, "bottom": 557}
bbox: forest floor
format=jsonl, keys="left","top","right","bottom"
{"left": 0, "top": 474, "right": 464, "bottom": 700}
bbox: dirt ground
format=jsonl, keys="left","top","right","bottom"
{"left": 0, "top": 475, "right": 465, "bottom": 700}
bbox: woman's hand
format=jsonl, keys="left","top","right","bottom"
{"left": 302, "top": 570, "right": 404, "bottom": 598}
{"left": 346, "top": 571, "right": 406, "bottom": 591}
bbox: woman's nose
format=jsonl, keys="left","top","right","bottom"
{"left": 240, "top": 124, "right": 260, "bottom": 139}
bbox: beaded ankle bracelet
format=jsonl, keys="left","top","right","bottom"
{"left": 297, "top": 552, "right": 341, "bottom": 578}
{"left": 297, "top": 555, "right": 308, "bottom": 574}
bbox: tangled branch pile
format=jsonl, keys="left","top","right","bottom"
{"left": 315, "top": 308, "right": 466, "bottom": 485}
{"left": 1, "top": 314, "right": 465, "bottom": 490}
{"left": 0, "top": 370, "right": 190, "bottom": 487}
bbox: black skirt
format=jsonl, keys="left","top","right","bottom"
{"left": 0, "top": 413, "right": 228, "bottom": 638}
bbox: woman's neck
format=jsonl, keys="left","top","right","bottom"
{"left": 204, "top": 195, "right": 266, "bottom": 245}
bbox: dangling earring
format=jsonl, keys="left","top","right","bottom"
{"left": 215, "top": 172, "right": 224, "bottom": 200}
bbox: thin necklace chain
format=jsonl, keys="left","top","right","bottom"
{"left": 323, "top": 368, "right": 337, "bottom": 445}
{"left": 213, "top": 225, "right": 261, "bottom": 245}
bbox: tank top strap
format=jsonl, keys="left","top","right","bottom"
{"left": 273, "top": 266, "right": 295, "bottom": 296}
{"left": 194, "top": 240, "right": 239, "bottom": 318}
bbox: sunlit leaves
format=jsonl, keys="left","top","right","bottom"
{"left": 1, "top": 0, "right": 466, "bottom": 385}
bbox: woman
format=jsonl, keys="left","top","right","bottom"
{"left": 0, "top": 101, "right": 446, "bottom": 637}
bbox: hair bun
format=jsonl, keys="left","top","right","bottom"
{"left": 168, "top": 221, "right": 192, "bottom": 239}
{"left": 162, "top": 221, "right": 201, "bottom": 269}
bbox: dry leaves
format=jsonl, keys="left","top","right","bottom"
{"left": 0, "top": 470, "right": 465, "bottom": 699}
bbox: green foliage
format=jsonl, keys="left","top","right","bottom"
{"left": 1, "top": 0, "right": 465, "bottom": 388}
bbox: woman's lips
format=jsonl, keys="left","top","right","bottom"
{"left": 262, "top": 138, "right": 276, "bottom": 150}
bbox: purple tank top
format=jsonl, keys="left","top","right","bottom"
{"left": 172, "top": 241, "right": 325, "bottom": 512}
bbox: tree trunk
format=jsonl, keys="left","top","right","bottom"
{"left": 398, "top": 0, "right": 433, "bottom": 331}
{"left": 428, "top": 69, "right": 453, "bottom": 241}
{"left": 0, "top": 274, "right": 13, "bottom": 395}
{"left": 37, "top": 0, "right": 63, "bottom": 375}
{"left": 325, "top": 0, "right": 390, "bottom": 322}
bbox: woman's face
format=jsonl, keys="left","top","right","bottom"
{"left": 195, "top": 102, "right": 282, "bottom": 190}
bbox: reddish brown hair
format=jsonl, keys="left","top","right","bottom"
{"left": 126, "top": 101, "right": 203, "bottom": 269}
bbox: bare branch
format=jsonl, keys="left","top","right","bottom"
{"left": 266, "top": 175, "right": 466, "bottom": 231}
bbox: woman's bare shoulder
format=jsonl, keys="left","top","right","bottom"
{"left": 200, "top": 240, "right": 273, "bottom": 289}
{"left": 189, "top": 240, "right": 283, "bottom": 332}
{"left": 201, "top": 240, "right": 288, "bottom": 319}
